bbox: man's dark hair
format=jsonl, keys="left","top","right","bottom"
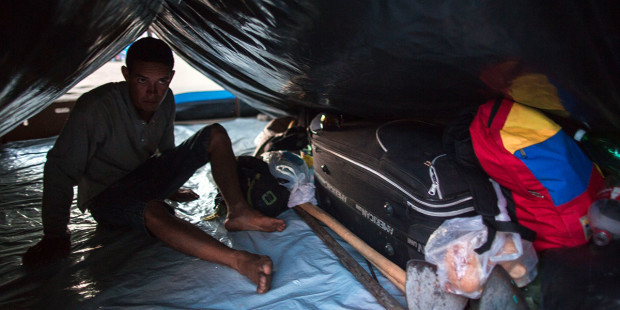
{"left": 125, "top": 37, "right": 174, "bottom": 72}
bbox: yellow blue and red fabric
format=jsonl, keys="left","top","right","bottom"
{"left": 507, "top": 73, "right": 569, "bottom": 116}
{"left": 470, "top": 99, "right": 604, "bottom": 251}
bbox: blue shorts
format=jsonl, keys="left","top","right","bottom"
{"left": 89, "top": 125, "right": 213, "bottom": 234}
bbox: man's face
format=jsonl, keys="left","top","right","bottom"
{"left": 122, "top": 61, "right": 174, "bottom": 120}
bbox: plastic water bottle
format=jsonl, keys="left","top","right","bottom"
{"left": 300, "top": 144, "right": 313, "bottom": 169}
{"left": 574, "top": 129, "right": 620, "bottom": 176}
{"left": 588, "top": 176, "right": 620, "bottom": 246}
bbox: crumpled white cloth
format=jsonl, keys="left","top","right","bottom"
{"left": 260, "top": 150, "right": 318, "bottom": 208}
{"left": 287, "top": 181, "right": 318, "bottom": 208}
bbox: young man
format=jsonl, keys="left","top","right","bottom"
{"left": 22, "top": 37, "right": 286, "bottom": 294}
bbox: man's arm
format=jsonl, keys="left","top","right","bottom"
{"left": 159, "top": 90, "right": 176, "bottom": 152}
{"left": 41, "top": 159, "right": 76, "bottom": 238}
{"left": 42, "top": 101, "right": 92, "bottom": 236}
{"left": 23, "top": 101, "right": 93, "bottom": 267}
{"left": 159, "top": 91, "right": 199, "bottom": 202}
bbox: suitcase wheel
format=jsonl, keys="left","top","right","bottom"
{"left": 385, "top": 243, "right": 395, "bottom": 256}
{"left": 384, "top": 202, "right": 394, "bottom": 217}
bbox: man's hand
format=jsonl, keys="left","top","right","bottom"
{"left": 168, "top": 187, "right": 200, "bottom": 202}
{"left": 22, "top": 235, "right": 71, "bottom": 268}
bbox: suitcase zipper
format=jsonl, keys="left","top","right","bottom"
{"left": 425, "top": 154, "right": 446, "bottom": 199}
{"left": 314, "top": 140, "right": 473, "bottom": 211}
{"left": 406, "top": 200, "right": 474, "bottom": 217}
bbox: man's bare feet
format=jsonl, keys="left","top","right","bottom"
{"left": 225, "top": 205, "right": 286, "bottom": 232}
{"left": 235, "top": 251, "right": 274, "bottom": 294}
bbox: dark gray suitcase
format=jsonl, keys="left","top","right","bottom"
{"left": 311, "top": 119, "right": 482, "bottom": 269}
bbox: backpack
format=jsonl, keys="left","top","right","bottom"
{"left": 443, "top": 110, "right": 536, "bottom": 254}
{"left": 254, "top": 126, "right": 308, "bottom": 157}
{"left": 469, "top": 98, "right": 605, "bottom": 251}
{"left": 215, "top": 155, "right": 290, "bottom": 217}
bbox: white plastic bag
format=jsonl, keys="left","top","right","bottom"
{"left": 260, "top": 151, "right": 318, "bottom": 208}
{"left": 492, "top": 235, "right": 538, "bottom": 287}
{"left": 425, "top": 215, "right": 502, "bottom": 299}
{"left": 488, "top": 179, "right": 538, "bottom": 287}
{"left": 425, "top": 180, "right": 539, "bottom": 299}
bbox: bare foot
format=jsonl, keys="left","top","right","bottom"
{"left": 225, "top": 205, "right": 286, "bottom": 232}
{"left": 236, "top": 251, "right": 273, "bottom": 294}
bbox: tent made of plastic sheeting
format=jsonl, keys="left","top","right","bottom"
{"left": 1, "top": 1, "right": 620, "bottom": 309}
{"left": 1, "top": 0, "right": 619, "bottom": 138}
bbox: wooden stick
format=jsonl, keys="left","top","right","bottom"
{"left": 294, "top": 206, "right": 406, "bottom": 310}
{"left": 297, "top": 202, "right": 407, "bottom": 292}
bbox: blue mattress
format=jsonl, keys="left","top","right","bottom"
{"left": 175, "top": 90, "right": 235, "bottom": 104}
{"left": 174, "top": 91, "right": 258, "bottom": 121}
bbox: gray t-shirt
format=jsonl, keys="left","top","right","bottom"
{"left": 42, "top": 82, "right": 175, "bottom": 236}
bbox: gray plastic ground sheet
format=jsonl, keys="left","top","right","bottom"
{"left": 0, "top": 117, "right": 405, "bottom": 309}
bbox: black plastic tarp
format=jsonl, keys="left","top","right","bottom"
{"left": 0, "top": 0, "right": 160, "bottom": 136}
{"left": 1, "top": 0, "right": 619, "bottom": 138}
{"left": 155, "top": 0, "right": 620, "bottom": 128}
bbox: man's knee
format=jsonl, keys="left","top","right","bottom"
{"left": 144, "top": 200, "right": 174, "bottom": 228}
{"left": 207, "top": 123, "right": 231, "bottom": 151}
